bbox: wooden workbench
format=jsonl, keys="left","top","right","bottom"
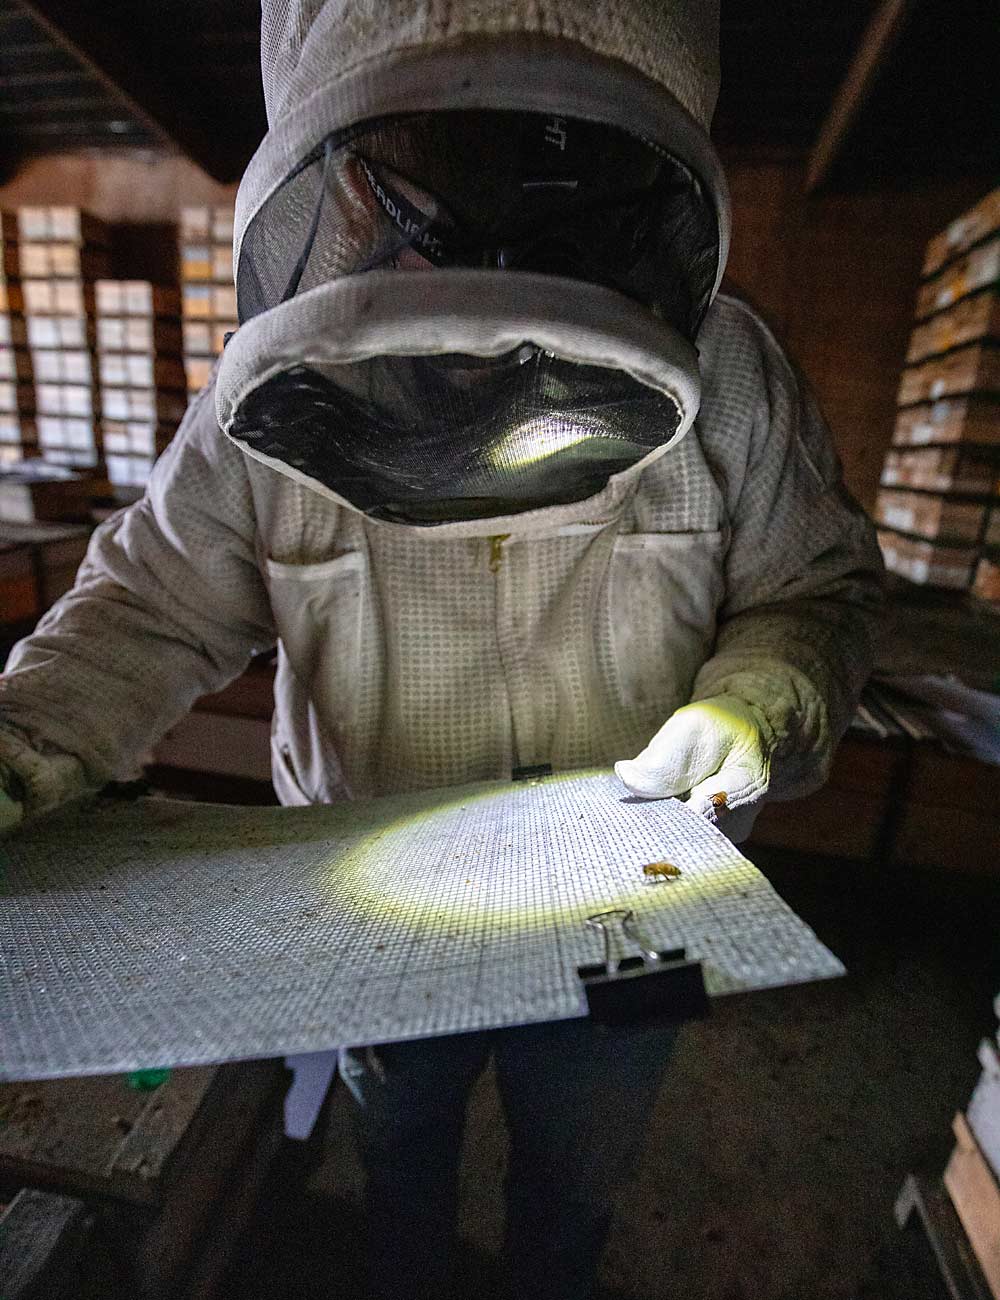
{"left": 0, "top": 1060, "right": 290, "bottom": 1299}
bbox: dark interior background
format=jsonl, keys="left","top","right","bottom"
{"left": 1, "top": 0, "right": 996, "bottom": 509}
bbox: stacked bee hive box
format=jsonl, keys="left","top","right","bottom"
{"left": 897, "top": 994, "right": 1000, "bottom": 1299}
{"left": 96, "top": 280, "right": 186, "bottom": 488}
{"left": 18, "top": 205, "right": 111, "bottom": 471}
{"left": 0, "top": 211, "right": 31, "bottom": 466}
{"left": 179, "top": 206, "right": 237, "bottom": 402}
{"left": 876, "top": 188, "right": 1000, "bottom": 604}
{"left": 944, "top": 1006, "right": 1000, "bottom": 1300}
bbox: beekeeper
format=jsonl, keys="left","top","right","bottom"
{"left": 0, "top": 1, "right": 883, "bottom": 1296}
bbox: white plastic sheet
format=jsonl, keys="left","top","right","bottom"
{"left": 1, "top": 771, "right": 844, "bottom": 1080}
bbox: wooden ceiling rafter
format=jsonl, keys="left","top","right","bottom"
{"left": 14, "top": 0, "right": 240, "bottom": 181}
{"left": 805, "top": 0, "right": 916, "bottom": 193}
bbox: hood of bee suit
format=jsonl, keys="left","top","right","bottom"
{"left": 215, "top": 0, "right": 732, "bottom": 534}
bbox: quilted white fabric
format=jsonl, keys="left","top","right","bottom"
{"left": 233, "top": 2, "right": 733, "bottom": 382}
{"left": 259, "top": 0, "right": 720, "bottom": 132}
{"left": 0, "top": 294, "right": 883, "bottom": 821}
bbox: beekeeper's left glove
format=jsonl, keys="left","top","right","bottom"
{"left": 614, "top": 695, "right": 774, "bottom": 842}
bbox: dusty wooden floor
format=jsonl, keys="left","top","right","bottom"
{"left": 225, "top": 848, "right": 999, "bottom": 1300}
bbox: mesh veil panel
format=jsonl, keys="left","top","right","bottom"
{"left": 229, "top": 351, "right": 682, "bottom": 524}
{"left": 237, "top": 111, "right": 718, "bottom": 340}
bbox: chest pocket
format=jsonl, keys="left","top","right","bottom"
{"left": 264, "top": 549, "right": 381, "bottom": 800}
{"left": 605, "top": 529, "right": 726, "bottom": 725}
{"left": 604, "top": 436, "right": 728, "bottom": 740}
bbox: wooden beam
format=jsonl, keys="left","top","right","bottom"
{"left": 16, "top": 0, "right": 240, "bottom": 181}
{"left": 805, "top": 0, "right": 915, "bottom": 193}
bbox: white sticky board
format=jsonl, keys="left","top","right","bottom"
{"left": 1, "top": 771, "right": 845, "bottom": 1080}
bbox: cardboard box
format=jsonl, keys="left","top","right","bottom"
{"left": 0, "top": 415, "right": 36, "bottom": 458}
{"left": 26, "top": 314, "right": 94, "bottom": 350}
{"left": 212, "top": 321, "right": 235, "bottom": 353}
{"left": 182, "top": 320, "right": 213, "bottom": 355}
{"left": 105, "top": 452, "right": 156, "bottom": 486}
{"left": 0, "top": 347, "right": 32, "bottom": 382}
{"left": 20, "top": 242, "right": 111, "bottom": 280}
{"left": 31, "top": 349, "right": 92, "bottom": 385}
{"left": 181, "top": 207, "right": 211, "bottom": 240}
{"left": 16, "top": 206, "right": 50, "bottom": 241}
{"left": 100, "top": 419, "right": 164, "bottom": 456}
{"left": 212, "top": 245, "right": 233, "bottom": 281}
{"left": 185, "top": 356, "right": 215, "bottom": 392}
{"left": 0, "top": 380, "right": 34, "bottom": 414}
{"left": 181, "top": 244, "right": 213, "bottom": 281}
{"left": 97, "top": 316, "right": 183, "bottom": 355}
{"left": 95, "top": 278, "right": 181, "bottom": 319}
{"left": 98, "top": 353, "right": 186, "bottom": 390}
{"left": 129, "top": 281, "right": 180, "bottom": 318}
{"left": 18, "top": 206, "right": 111, "bottom": 247}
{"left": 0, "top": 314, "right": 28, "bottom": 347}
{"left": 99, "top": 387, "right": 187, "bottom": 424}
{"left": 182, "top": 284, "right": 212, "bottom": 319}
{"left": 972, "top": 555, "right": 1000, "bottom": 602}
{"left": 923, "top": 188, "right": 1000, "bottom": 277}
{"left": 211, "top": 284, "right": 237, "bottom": 319}
{"left": 881, "top": 446, "right": 1000, "bottom": 494}
{"left": 0, "top": 413, "right": 23, "bottom": 443}
{"left": 35, "top": 383, "right": 97, "bottom": 419}
{"left": 876, "top": 528, "right": 978, "bottom": 589}
{"left": 34, "top": 444, "right": 94, "bottom": 466}
{"left": 898, "top": 342, "right": 1000, "bottom": 406}
{"left": 875, "top": 488, "right": 988, "bottom": 543}
{"left": 1, "top": 242, "right": 21, "bottom": 278}
{"left": 36, "top": 415, "right": 95, "bottom": 452}
{"left": 943, "top": 1112, "right": 1000, "bottom": 1298}
{"left": 906, "top": 290, "right": 1000, "bottom": 364}
{"left": 0, "top": 465, "right": 94, "bottom": 524}
{"left": 212, "top": 207, "right": 234, "bottom": 244}
{"left": 0, "top": 276, "right": 24, "bottom": 315}
{"left": 23, "top": 278, "right": 96, "bottom": 317}
{"left": 916, "top": 236, "right": 1000, "bottom": 320}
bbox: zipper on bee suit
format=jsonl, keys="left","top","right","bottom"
{"left": 488, "top": 533, "right": 510, "bottom": 574}
{"left": 487, "top": 534, "right": 519, "bottom": 768}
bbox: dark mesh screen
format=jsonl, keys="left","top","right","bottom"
{"left": 237, "top": 110, "right": 718, "bottom": 341}
{"left": 229, "top": 350, "right": 682, "bottom": 524}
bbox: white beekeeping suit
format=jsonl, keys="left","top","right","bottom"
{"left": 0, "top": 0, "right": 883, "bottom": 847}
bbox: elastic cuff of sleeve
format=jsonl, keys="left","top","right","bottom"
{"left": 0, "top": 724, "right": 90, "bottom": 820}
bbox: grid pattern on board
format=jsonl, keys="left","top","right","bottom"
{"left": 1, "top": 772, "right": 845, "bottom": 1080}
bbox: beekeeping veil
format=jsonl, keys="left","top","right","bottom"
{"left": 216, "top": 0, "right": 730, "bottom": 526}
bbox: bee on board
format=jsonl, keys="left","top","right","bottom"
{"left": 642, "top": 861, "right": 683, "bottom": 882}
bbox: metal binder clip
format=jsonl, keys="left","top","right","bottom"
{"left": 511, "top": 763, "right": 553, "bottom": 782}
{"left": 577, "top": 908, "right": 709, "bottom": 1026}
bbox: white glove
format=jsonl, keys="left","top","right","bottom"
{"left": 615, "top": 695, "right": 773, "bottom": 842}
{"left": 0, "top": 785, "right": 24, "bottom": 836}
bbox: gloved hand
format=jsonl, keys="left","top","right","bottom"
{"left": 0, "top": 785, "right": 24, "bottom": 836}
{"left": 615, "top": 695, "right": 773, "bottom": 842}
